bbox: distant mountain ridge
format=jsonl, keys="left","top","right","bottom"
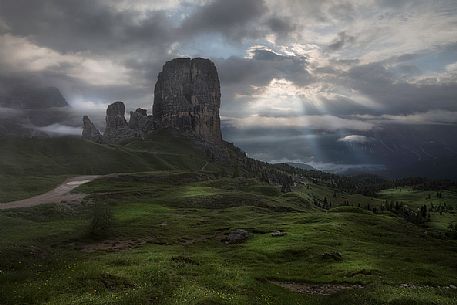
{"left": 0, "top": 77, "right": 70, "bottom": 136}
{"left": 0, "top": 86, "right": 67, "bottom": 109}
{"left": 286, "top": 162, "right": 315, "bottom": 171}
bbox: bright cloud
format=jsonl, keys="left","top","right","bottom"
{"left": 30, "top": 124, "right": 82, "bottom": 136}
{"left": 227, "top": 114, "right": 373, "bottom": 130}
{"left": 338, "top": 135, "right": 373, "bottom": 143}
{"left": 0, "top": 34, "right": 132, "bottom": 86}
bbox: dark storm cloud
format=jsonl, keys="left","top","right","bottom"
{"left": 217, "top": 50, "right": 309, "bottom": 87}
{"left": 0, "top": 0, "right": 294, "bottom": 112}
{"left": 265, "top": 17, "right": 296, "bottom": 34}
{"left": 0, "top": 0, "right": 173, "bottom": 54}
{"left": 180, "top": 0, "right": 267, "bottom": 40}
{"left": 0, "top": 0, "right": 295, "bottom": 56}
{"left": 346, "top": 63, "right": 457, "bottom": 115}
{"left": 0, "top": 0, "right": 175, "bottom": 112}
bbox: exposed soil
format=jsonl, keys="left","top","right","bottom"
{"left": 270, "top": 281, "right": 364, "bottom": 295}
{"left": 0, "top": 175, "right": 99, "bottom": 210}
{"left": 79, "top": 238, "right": 157, "bottom": 252}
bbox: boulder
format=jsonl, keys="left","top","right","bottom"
{"left": 82, "top": 116, "right": 103, "bottom": 143}
{"left": 152, "top": 58, "right": 222, "bottom": 142}
{"left": 321, "top": 251, "right": 343, "bottom": 261}
{"left": 271, "top": 230, "right": 287, "bottom": 237}
{"left": 225, "top": 229, "right": 249, "bottom": 244}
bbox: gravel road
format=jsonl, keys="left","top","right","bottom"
{"left": 0, "top": 175, "right": 99, "bottom": 210}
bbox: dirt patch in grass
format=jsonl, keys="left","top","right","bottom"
{"left": 79, "top": 238, "right": 157, "bottom": 252}
{"left": 271, "top": 281, "right": 364, "bottom": 295}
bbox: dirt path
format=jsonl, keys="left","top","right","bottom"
{"left": 0, "top": 175, "right": 100, "bottom": 210}
{"left": 270, "top": 281, "right": 364, "bottom": 295}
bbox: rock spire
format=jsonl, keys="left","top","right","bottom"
{"left": 152, "top": 58, "right": 222, "bottom": 142}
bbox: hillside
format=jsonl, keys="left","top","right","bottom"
{"left": 0, "top": 133, "right": 218, "bottom": 202}
{"left": 1, "top": 168, "right": 457, "bottom": 305}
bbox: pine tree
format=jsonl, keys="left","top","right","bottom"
{"left": 421, "top": 205, "right": 427, "bottom": 218}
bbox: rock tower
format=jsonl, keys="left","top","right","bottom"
{"left": 82, "top": 58, "right": 223, "bottom": 144}
{"left": 103, "top": 101, "right": 136, "bottom": 143}
{"left": 152, "top": 58, "right": 222, "bottom": 142}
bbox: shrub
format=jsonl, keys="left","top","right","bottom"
{"left": 88, "top": 203, "right": 113, "bottom": 239}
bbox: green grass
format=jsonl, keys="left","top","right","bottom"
{"left": 1, "top": 171, "right": 456, "bottom": 305}
{"left": 1, "top": 135, "right": 456, "bottom": 304}
{"left": 378, "top": 187, "right": 457, "bottom": 233}
{"left": 0, "top": 133, "right": 218, "bottom": 202}
{"left": 180, "top": 186, "right": 221, "bottom": 197}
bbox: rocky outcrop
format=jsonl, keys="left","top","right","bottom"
{"left": 82, "top": 58, "right": 223, "bottom": 144}
{"left": 152, "top": 58, "right": 222, "bottom": 142}
{"left": 82, "top": 102, "right": 150, "bottom": 143}
{"left": 103, "top": 101, "right": 136, "bottom": 143}
{"left": 128, "top": 108, "right": 150, "bottom": 135}
{"left": 79, "top": 58, "right": 295, "bottom": 187}
{"left": 82, "top": 116, "right": 102, "bottom": 143}
{"left": 105, "top": 101, "right": 128, "bottom": 130}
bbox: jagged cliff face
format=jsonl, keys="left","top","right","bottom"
{"left": 105, "top": 102, "right": 128, "bottom": 131}
{"left": 152, "top": 58, "right": 222, "bottom": 142}
{"left": 103, "top": 101, "right": 136, "bottom": 143}
{"left": 82, "top": 116, "right": 102, "bottom": 143}
{"left": 82, "top": 58, "right": 222, "bottom": 144}
{"left": 128, "top": 108, "right": 150, "bottom": 132}
{"left": 82, "top": 102, "right": 151, "bottom": 144}
{"left": 79, "top": 59, "right": 293, "bottom": 185}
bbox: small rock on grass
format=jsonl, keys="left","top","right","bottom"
{"left": 271, "top": 230, "right": 287, "bottom": 237}
{"left": 321, "top": 251, "right": 343, "bottom": 261}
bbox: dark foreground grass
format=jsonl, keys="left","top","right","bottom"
{"left": 1, "top": 171, "right": 456, "bottom": 305}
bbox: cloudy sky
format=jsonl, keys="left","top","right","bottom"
{"left": 1, "top": 0, "right": 457, "bottom": 172}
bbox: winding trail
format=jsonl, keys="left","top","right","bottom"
{"left": 0, "top": 175, "right": 100, "bottom": 210}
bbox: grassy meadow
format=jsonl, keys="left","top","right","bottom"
{"left": 0, "top": 137, "right": 456, "bottom": 305}
{"left": 0, "top": 134, "right": 216, "bottom": 202}
{"left": 0, "top": 171, "right": 456, "bottom": 304}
